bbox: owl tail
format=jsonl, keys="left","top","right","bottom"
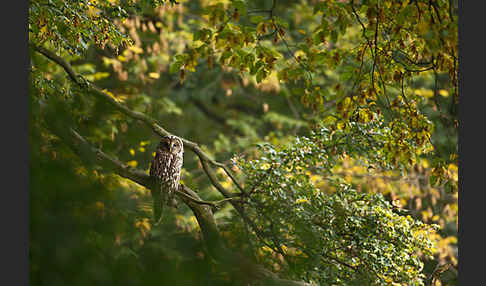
{"left": 152, "top": 192, "right": 163, "bottom": 224}
{"left": 151, "top": 188, "right": 169, "bottom": 224}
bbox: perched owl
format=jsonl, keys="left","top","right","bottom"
{"left": 150, "top": 135, "right": 184, "bottom": 223}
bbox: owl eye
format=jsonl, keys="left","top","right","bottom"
{"left": 160, "top": 139, "right": 170, "bottom": 149}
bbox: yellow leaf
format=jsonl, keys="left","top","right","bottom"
{"left": 414, "top": 88, "right": 434, "bottom": 98}
{"left": 129, "top": 149, "right": 135, "bottom": 156}
{"left": 447, "top": 163, "right": 458, "bottom": 181}
{"left": 135, "top": 218, "right": 151, "bottom": 231}
{"left": 260, "top": 163, "right": 272, "bottom": 170}
{"left": 141, "top": 220, "right": 151, "bottom": 231}
{"left": 221, "top": 179, "right": 232, "bottom": 189}
{"left": 40, "top": 26, "right": 48, "bottom": 35}
{"left": 116, "top": 95, "right": 127, "bottom": 102}
{"left": 421, "top": 159, "right": 430, "bottom": 168}
{"left": 295, "top": 198, "right": 308, "bottom": 204}
{"left": 343, "top": 96, "right": 351, "bottom": 108}
{"left": 439, "top": 89, "right": 449, "bottom": 97}
{"left": 148, "top": 72, "right": 160, "bottom": 79}
{"left": 337, "top": 122, "right": 346, "bottom": 130}
{"left": 294, "top": 50, "right": 306, "bottom": 59}
{"left": 92, "top": 72, "right": 110, "bottom": 81}
{"left": 448, "top": 163, "right": 458, "bottom": 172}
{"left": 261, "top": 246, "right": 273, "bottom": 253}
{"left": 358, "top": 109, "right": 371, "bottom": 123}
{"left": 127, "top": 160, "right": 138, "bottom": 167}
{"left": 102, "top": 89, "right": 125, "bottom": 102}
{"left": 128, "top": 45, "right": 144, "bottom": 54}
{"left": 447, "top": 236, "right": 457, "bottom": 244}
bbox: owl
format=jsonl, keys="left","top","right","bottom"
{"left": 150, "top": 135, "right": 184, "bottom": 223}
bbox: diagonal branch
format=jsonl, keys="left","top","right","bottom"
{"left": 69, "top": 128, "right": 153, "bottom": 188}
{"left": 33, "top": 43, "right": 286, "bottom": 269}
{"left": 68, "top": 127, "right": 237, "bottom": 209}
{"left": 33, "top": 44, "right": 316, "bottom": 285}
{"left": 49, "top": 122, "right": 314, "bottom": 286}
{"left": 31, "top": 44, "right": 245, "bottom": 195}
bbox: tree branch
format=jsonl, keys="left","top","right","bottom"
{"left": 69, "top": 128, "right": 153, "bottom": 188}
{"left": 49, "top": 123, "right": 314, "bottom": 286}
{"left": 175, "top": 188, "right": 238, "bottom": 209}
{"left": 32, "top": 44, "right": 293, "bottom": 276}
{"left": 34, "top": 44, "right": 316, "bottom": 285}
{"left": 31, "top": 44, "right": 245, "bottom": 195}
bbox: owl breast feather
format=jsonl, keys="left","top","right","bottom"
{"left": 150, "top": 151, "right": 182, "bottom": 191}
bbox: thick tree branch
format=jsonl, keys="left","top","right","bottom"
{"left": 32, "top": 44, "right": 287, "bottom": 272}
{"left": 68, "top": 127, "right": 238, "bottom": 209}
{"left": 31, "top": 44, "right": 245, "bottom": 195}
{"left": 49, "top": 123, "right": 314, "bottom": 286}
{"left": 69, "top": 128, "right": 153, "bottom": 188}
{"left": 34, "top": 44, "right": 315, "bottom": 285}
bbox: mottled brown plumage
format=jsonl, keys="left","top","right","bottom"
{"left": 150, "top": 135, "right": 183, "bottom": 223}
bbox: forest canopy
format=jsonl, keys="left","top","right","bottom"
{"left": 29, "top": 0, "right": 458, "bottom": 285}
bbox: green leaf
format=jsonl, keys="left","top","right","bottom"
{"left": 250, "top": 15, "right": 265, "bottom": 24}
{"left": 169, "top": 60, "right": 183, "bottom": 74}
{"left": 256, "top": 68, "right": 266, "bottom": 83}
{"left": 232, "top": 0, "right": 247, "bottom": 16}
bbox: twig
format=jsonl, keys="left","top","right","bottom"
{"left": 175, "top": 188, "right": 238, "bottom": 208}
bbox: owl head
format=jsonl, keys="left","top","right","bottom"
{"left": 157, "top": 135, "right": 183, "bottom": 155}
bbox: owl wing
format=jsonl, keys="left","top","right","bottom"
{"left": 151, "top": 151, "right": 182, "bottom": 223}
{"left": 150, "top": 152, "right": 161, "bottom": 178}
{"left": 169, "top": 155, "right": 183, "bottom": 192}
{"left": 150, "top": 152, "right": 171, "bottom": 223}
